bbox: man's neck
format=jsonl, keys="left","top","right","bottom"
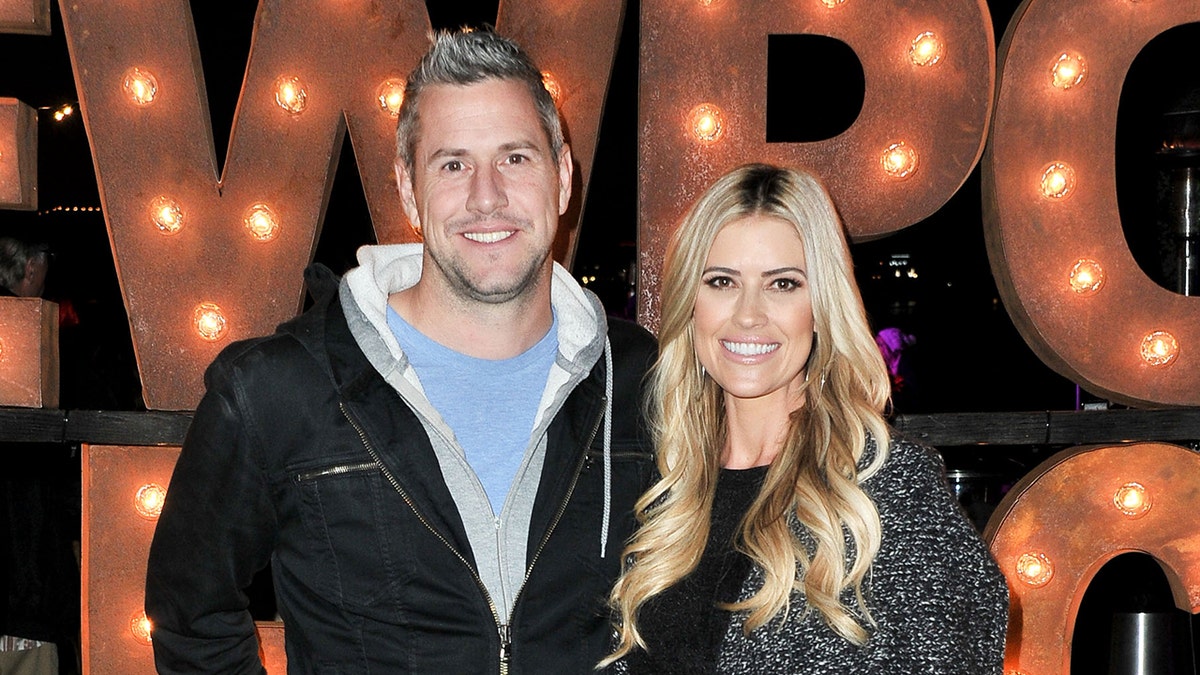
{"left": 387, "top": 281, "right": 554, "bottom": 360}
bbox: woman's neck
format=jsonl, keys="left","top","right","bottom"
{"left": 720, "top": 394, "right": 798, "bottom": 469}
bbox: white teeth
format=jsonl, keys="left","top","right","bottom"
{"left": 721, "top": 341, "right": 779, "bottom": 356}
{"left": 463, "top": 230, "right": 515, "bottom": 243}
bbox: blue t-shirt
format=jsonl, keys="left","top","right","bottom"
{"left": 387, "top": 306, "right": 558, "bottom": 515}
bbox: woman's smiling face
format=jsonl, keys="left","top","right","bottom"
{"left": 693, "top": 214, "right": 815, "bottom": 409}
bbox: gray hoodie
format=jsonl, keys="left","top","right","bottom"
{"left": 338, "top": 243, "right": 614, "bottom": 623}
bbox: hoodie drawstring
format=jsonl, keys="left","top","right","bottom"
{"left": 600, "top": 337, "right": 613, "bottom": 559}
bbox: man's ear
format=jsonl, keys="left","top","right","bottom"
{"left": 394, "top": 158, "right": 422, "bottom": 234}
{"left": 557, "top": 144, "right": 574, "bottom": 217}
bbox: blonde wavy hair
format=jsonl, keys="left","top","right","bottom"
{"left": 604, "top": 164, "right": 892, "bottom": 665}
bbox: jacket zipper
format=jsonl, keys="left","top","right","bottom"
{"left": 504, "top": 401, "right": 607, "bottom": 647}
{"left": 338, "top": 402, "right": 507, "bottom": 669}
{"left": 340, "top": 398, "right": 606, "bottom": 673}
{"left": 294, "top": 461, "right": 378, "bottom": 482}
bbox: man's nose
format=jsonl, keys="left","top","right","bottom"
{"left": 466, "top": 164, "right": 508, "bottom": 214}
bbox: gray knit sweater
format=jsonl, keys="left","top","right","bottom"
{"left": 616, "top": 436, "right": 1009, "bottom": 674}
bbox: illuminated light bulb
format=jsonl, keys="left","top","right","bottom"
{"left": 149, "top": 196, "right": 184, "bottom": 235}
{"left": 820, "top": 0, "right": 847, "bottom": 7}
{"left": 134, "top": 483, "right": 167, "bottom": 519}
{"left": 541, "top": 71, "right": 563, "bottom": 106}
{"left": 697, "top": 0, "right": 723, "bottom": 5}
{"left": 1016, "top": 552, "right": 1053, "bottom": 587}
{"left": 909, "top": 31, "right": 944, "bottom": 67}
{"left": 1040, "top": 162, "right": 1076, "bottom": 200}
{"left": 1068, "top": 258, "right": 1104, "bottom": 295}
{"left": 1140, "top": 330, "right": 1179, "bottom": 367}
{"left": 1113, "top": 482, "right": 1151, "bottom": 518}
{"left": 376, "top": 79, "right": 405, "bottom": 118}
{"left": 122, "top": 67, "right": 159, "bottom": 106}
{"left": 130, "top": 611, "right": 153, "bottom": 645}
{"left": 1051, "top": 52, "right": 1087, "bottom": 90}
{"left": 881, "top": 141, "right": 919, "bottom": 179}
{"left": 687, "top": 103, "right": 725, "bottom": 144}
{"left": 274, "top": 75, "right": 308, "bottom": 114}
{"left": 194, "top": 302, "right": 228, "bottom": 342}
{"left": 243, "top": 203, "right": 281, "bottom": 242}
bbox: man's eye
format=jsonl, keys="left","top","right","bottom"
{"left": 443, "top": 160, "right": 464, "bottom": 172}
{"left": 505, "top": 154, "right": 528, "bottom": 165}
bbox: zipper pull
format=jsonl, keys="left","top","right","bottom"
{"left": 499, "top": 623, "right": 511, "bottom": 673}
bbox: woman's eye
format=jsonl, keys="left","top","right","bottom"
{"left": 704, "top": 276, "right": 733, "bottom": 289}
{"left": 771, "top": 278, "right": 801, "bottom": 291}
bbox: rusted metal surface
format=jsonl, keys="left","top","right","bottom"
{"left": 0, "top": 0, "right": 50, "bottom": 35}
{"left": 638, "top": 0, "right": 995, "bottom": 329}
{"left": 501, "top": 0, "right": 626, "bottom": 266}
{"left": 983, "top": 0, "right": 1200, "bottom": 407}
{"left": 82, "top": 445, "right": 180, "bottom": 674}
{"left": 0, "top": 297, "right": 57, "bottom": 407}
{"left": 0, "top": 97, "right": 37, "bottom": 209}
{"left": 985, "top": 442, "right": 1200, "bottom": 674}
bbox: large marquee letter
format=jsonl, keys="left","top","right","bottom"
{"left": 983, "top": 1, "right": 1200, "bottom": 407}
{"left": 60, "top": 0, "right": 624, "bottom": 409}
{"left": 637, "top": 0, "right": 994, "bottom": 327}
{"left": 60, "top": 0, "right": 432, "bottom": 409}
{"left": 985, "top": 442, "right": 1200, "bottom": 673}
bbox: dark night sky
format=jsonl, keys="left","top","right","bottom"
{"left": 2, "top": 1, "right": 1195, "bottom": 414}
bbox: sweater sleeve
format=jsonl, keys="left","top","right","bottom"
{"left": 867, "top": 440, "right": 1009, "bottom": 674}
{"left": 144, "top": 352, "right": 276, "bottom": 675}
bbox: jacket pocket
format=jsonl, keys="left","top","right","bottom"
{"left": 565, "top": 444, "right": 655, "bottom": 572}
{"left": 291, "top": 458, "right": 416, "bottom": 615}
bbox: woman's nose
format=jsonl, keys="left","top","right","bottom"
{"left": 732, "top": 289, "right": 767, "bottom": 327}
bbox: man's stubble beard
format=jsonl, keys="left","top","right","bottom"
{"left": 427, "top": 237, "right": 552, "bottom": 306}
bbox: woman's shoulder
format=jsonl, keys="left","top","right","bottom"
{"left": 862, "top": 432, "right": 946, "bottom": 491}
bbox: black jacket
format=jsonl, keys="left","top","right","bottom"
{"left": 146, "top": 268, "right": 657, "bottom": 673}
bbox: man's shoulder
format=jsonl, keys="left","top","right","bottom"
{"left": 204, "top": 295, "right": 348, "bottom": 391}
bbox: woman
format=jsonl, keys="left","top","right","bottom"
{"left": 604, "top": 164, "right": 1008, "bottom": 672}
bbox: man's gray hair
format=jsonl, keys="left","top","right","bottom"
{"left": 0, "top": 237, "right": 48, "bottom": 291}
{"left": 395, "top": 28, "right": 563, "bottom": 169}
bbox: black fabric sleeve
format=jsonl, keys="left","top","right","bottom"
{"left": 144, "top": 353, "right": 277, "bottom": 675}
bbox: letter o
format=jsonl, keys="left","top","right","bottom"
{"left": 985, "top": 442, "right": 1200, "bottom": 672}
{"left": 983, "top": 1, "right": 1200, "bottom": 406}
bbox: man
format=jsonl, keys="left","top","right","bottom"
{"left": 0, "top": 237, "right": 49, "bottom": 298}
{"left": 145, "top": 28, "right": 656, "bottom": 673}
